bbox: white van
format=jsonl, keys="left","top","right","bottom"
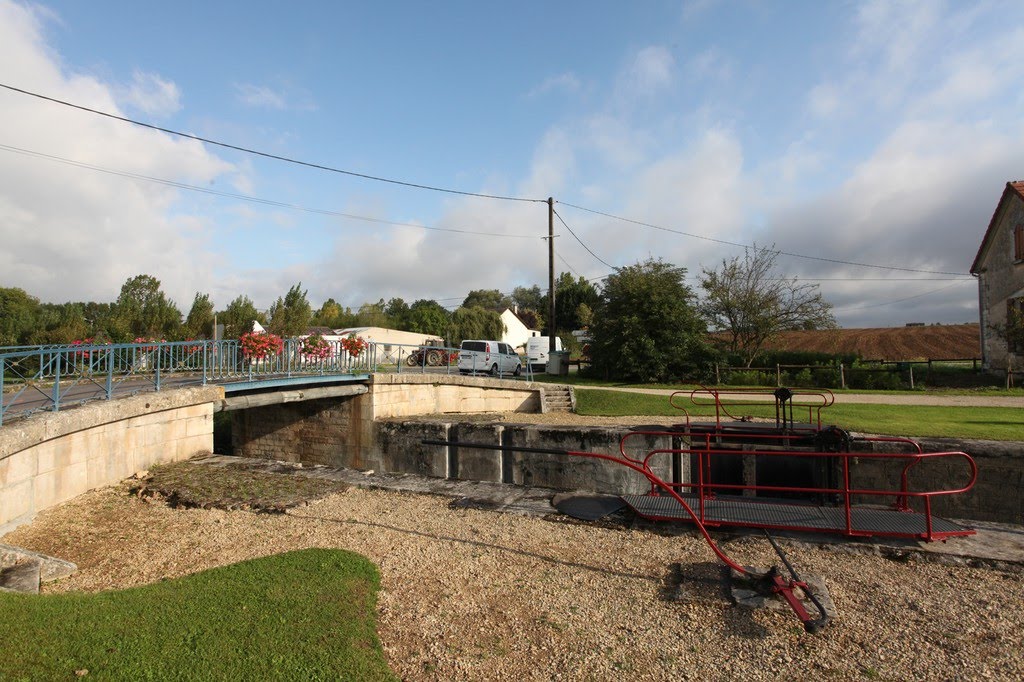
{"left": 458, "top": 340, "right": 522, "bottom": 376}
{"left": 526, "top": 336, "right": 563, "bottom": 372}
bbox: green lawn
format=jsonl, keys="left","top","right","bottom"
{"left": 0, "top": 549, "right": 397, "bottom": 681}
{"left": 575, "top": 388, "right": 1023, "bottom": 441}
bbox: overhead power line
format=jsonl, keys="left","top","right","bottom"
{"left": 0, "top": 82, "right": 545, "bottom": 204}
{"left": 552, "top": 208, "right": 617, "bottom": 270}
{"left": 0, "top": 143, "right": 536, "bottom": 239}
{"left": 557, "top": 201, "right": 972, "bottom": 277}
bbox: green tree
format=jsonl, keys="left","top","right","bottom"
{"left": 462, "top": 289, "right": 511, "bottom": 311}
{"left": 576, "top": 302, "right": 594, "bottom": 328}
{"left": 219, "top": 296, "right": 264, "bottom": 339}
{"left": 699, "top": 246, "right": 835, "bottom": 367}
{"left": 553, "top": 273, "right": 599, "bottom": 333}
{"left": 447, "top": 307, "right": 505, "bottom": 346}
{"left": 312, "top": 298, "right": 357, "bottom": 329}
{"left": 111, "top": 274, "right": 182, "bottom": 340}
{"left": 355, "top": 299, "right": 390, "bottom": 328}
{"left": 405, "top": 299, "right": 451, "bottom": 338}
{"left": 183, "top": 293, "right": 215, "bottom": 339}
{"left": 385, "top": 297, "right": 410, "bottom": 327}
{"left": 589, "top": 259, "right": 716, "bottom": 383}
{"left": 0, "top": 287, "right": 41, "bottom": 346}
{"left": 511, "top": 285, "right": 545, "bottom": 313}
{"left": 268, "top": 283, "right": 313, "bottom": 337}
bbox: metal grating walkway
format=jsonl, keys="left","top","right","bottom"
{"left": 620, "top": 493, "right": 974, "bottom": 540}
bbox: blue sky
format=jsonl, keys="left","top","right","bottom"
{"left": 1, "top": 0, "right": 1022, "bottom": 327}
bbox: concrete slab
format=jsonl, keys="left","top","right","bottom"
{"left": 0, "top": 558, "right": 41, "bottom": 594}
{"left": 0, "top": 543, "right": 78, "bottom": 585}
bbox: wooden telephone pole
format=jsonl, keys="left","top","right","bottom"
{"left": 547, "top": 197, "right": 556, "bottom": 354}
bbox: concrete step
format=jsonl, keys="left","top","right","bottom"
{"left": 0, "top": 558, "right": 41, "bottom": 594}
{"left": 0, "top": 544, "right": 77, "bottom": 593}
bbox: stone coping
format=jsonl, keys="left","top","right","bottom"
{"left": 0, "top": 386, "right": 224, "bottom": 461}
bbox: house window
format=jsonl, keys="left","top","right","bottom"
{"left": 1015, "top": 224, "right": 1024, "bottom": 262}
{"left": 1008, "top": 298, "right": 1024, "bottom": 353}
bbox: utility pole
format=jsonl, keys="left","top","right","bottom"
{"left": 547, "top": 197, "right": 556, "bottom": 355}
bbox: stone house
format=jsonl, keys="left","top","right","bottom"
{"left": 970, "top": 181, "right": 1024, "bottom": 371}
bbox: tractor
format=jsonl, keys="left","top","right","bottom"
{"left": 406, "top": 338, "right": 450, "bottom": 366}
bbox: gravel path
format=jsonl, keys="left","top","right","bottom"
{"left": 5, "top": 479, "right": 1022, "bottom": 681}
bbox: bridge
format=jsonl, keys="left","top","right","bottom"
{"left": 1, "top": 339, "right": 558, "bottom": 534}
{"left": 0, "top": 338, "right": 525, "bottom": 425}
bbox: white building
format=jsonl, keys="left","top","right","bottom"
{"left": 500, "top": 308, "right": 540, "bottom": 351}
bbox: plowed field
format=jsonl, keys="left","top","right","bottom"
{"left": 759, "top": 323, "right": 980, "bottom": 361}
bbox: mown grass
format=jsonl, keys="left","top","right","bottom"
{"left": 0, "top": 549, "right": 397, "bottom": 681}
{"left": 575, "top": 388, "right": 1023, "bottom": 440}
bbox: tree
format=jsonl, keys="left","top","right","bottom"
{"left": 385, "top": 297, "right": 410, "bottom": 327}
{"left": 576, "top": 303, "right": 594, "bottom": 328}
{"left": 219, "top": 295, "right": 263, "bottom": 339}
{"left": 183, "top": 293, "right": 215, "bottom": 339}
{"left": 355, "top": 299, "right": 390, "bottom": 328}
{"left": 0, "top": 287, "right": 41, "bottom": 346}
{"left": 268, "top": 283, "right": 313, "bottom": 337}
{"left": 447, "top": 307, "right": 505, "bottom": 346}
{"left": 312, "top": 298, "right": 356, "bottom": 329}
{"left": 462, "top": 289, "right": 511, "bottom": 311}
{"left": 111, "top": 274, "right": 181, "bottom": 340}
{"left": 553, "top": 273, "right": 599, "bottom": 333}
{"left": 589, "top": 259, "right": 716, "bottom": 383}
{"left": 405, "top": 299, "right": 451, "bottom": 338}
{"left": 511, "top": 285, "right": 545, "bottom": 313}
{"left": 700, "top": 246, "right": 836, "bottom": 367}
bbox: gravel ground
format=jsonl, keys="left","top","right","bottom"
{"left": 5, "top": 472, "right": 1023, "bottom": 681}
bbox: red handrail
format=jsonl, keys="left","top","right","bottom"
{"left": 621, "top": 432, "right": 976, "bottom": 541}
{"left": 674, "top": 385, "right": 836, "bottom": 430}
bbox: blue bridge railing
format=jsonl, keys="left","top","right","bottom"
{"left": 0, "top": 338, "right": 373, "bottom": 426}
{"left": 1, "top": 338, "right": 536, "bottom": 426}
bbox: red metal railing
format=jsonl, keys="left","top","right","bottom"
{"left": 617, "top": 429, "right": 976, "bottom": 542}
{"left": 670, "top": 386, "right": 836, "bottom": 431}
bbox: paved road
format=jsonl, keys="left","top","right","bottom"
{"left": 582, "top": 385, "right": 1024, "bottom": 408}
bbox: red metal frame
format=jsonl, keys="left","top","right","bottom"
{"left": 670, "top": 386, "right": 836, "bottom": 431}
{"left": 615, "top": 429, "right": 976, "bottom": 542}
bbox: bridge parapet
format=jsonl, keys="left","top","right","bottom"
{"left": 0, "top": 386, "right": 222, "bottom": 534}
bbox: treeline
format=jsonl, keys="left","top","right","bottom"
{"left": 4, "top": 253, "right": 844, "bottom": 386}
{"left": 0, "top": 272, "right": 600, "bottom": 348}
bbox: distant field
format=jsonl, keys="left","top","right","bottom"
{"left": 757, "top": 323, "right": 979, "bottom": 361}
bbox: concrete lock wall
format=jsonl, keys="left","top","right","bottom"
{"left": 0, "top": 387, "right": 220, "bottom": 535}
{"left": 373, "top": 420, "right": 679, "bottom": 495}
{"left": 846, "top": 435, "right": 1024, "bottom": 525}
{"left": 368, "top": 374, "right": 541, "bottom": 419}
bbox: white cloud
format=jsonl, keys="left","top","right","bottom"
{"left": 621, "top": 46, "right": 675, "bottom": 97}
{"left": 0, "top": 0, "right": 238, "bottom": 308}
{"left": 686, "top": 47, "right": 731, "bottom": 83}
{"left": 528, "top": 72, "right": 581, "bottom": 98}
{"left": 234, "top": 83, "right": 288, "bottom": 110}
{"left": 118, "top": 69, "right": 181, "bottom": 118}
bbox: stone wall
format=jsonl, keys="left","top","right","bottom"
{"left": 0, "top": 387, "right": 220, "bottom": 535}
{"left": 846, "top": 435, "right": 1023, "bottom": 524}
{"left": 231, "top": 395, "right": 364, "bottom": 468}
{"left": 368, "top": 374, "right": 541, "bottom": 418}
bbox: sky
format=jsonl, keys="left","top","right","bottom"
{"left": 1, "top": 0, "right": 1022, "bottom": 328}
